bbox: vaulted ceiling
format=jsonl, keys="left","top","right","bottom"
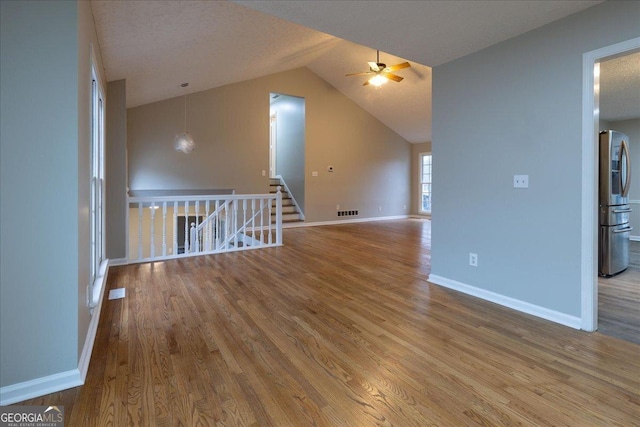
{"left": 91, "top": 0, "right": 609, "bottom": 143}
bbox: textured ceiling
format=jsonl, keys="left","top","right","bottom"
{"left": 599, "top": 51, "right": 640, "bottom": 122}
{"left": 91, "top": 0, "right": 609, "bottom": 144}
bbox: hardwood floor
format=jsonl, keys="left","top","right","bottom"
{"left": 18, "top": 220, "right": 640, "bottom": 426}
{"left": 598, "top": 240, "right": 640, "bottom": 344}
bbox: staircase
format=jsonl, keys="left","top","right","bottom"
{"left": 270, "top": 178, "right": 303, "bottom": 224}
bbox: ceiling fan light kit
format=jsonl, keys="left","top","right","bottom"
{"left": 174, "top": 82, "right": 195, "bottom": 153}
{"left": 346, "top": 50, "right": 411, "bottom": 87}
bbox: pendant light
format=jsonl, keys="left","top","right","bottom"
{"left": 174, "top": 82, "right": 195, "bottom": 153}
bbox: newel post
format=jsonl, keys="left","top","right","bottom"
{"left": 190, "top": 222, "right": 196, "bottom": 253}
{"left": 276, "top": 186, "right": 283, "bottom": 245}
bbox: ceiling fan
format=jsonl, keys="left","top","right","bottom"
{"left": 345, "top": 50, "right": 411, "bottom": 86}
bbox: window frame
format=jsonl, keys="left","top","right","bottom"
{"left": 419, "top": 152, "right": 432, "bottom": 214}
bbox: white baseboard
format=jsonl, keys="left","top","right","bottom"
{"left": 287, "top": 214, "right": 409, "bottom": 228}
{"left": 428, "top": 274, "right": 582, "bottom": 330}
{"left": 108, "top": 257, "right": 128, "bottom": 266}
{"left": 0, "top": 369, "right": 83, "bottom": 406}
{"left": 0, "top": 261, "right": 111, "bottom": 406}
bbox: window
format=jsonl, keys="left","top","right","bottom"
{"left": 420, "top": 153, "right": 432, "bottom": 213}
{"left": 90, "top": 63, "right": 105, "bottom": 302}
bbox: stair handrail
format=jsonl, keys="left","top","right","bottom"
{"left": 275, "top": 175, "right": 304, "bottom": 220}
{"left": 192, "top": 187, "right": 283, "bottom": 251}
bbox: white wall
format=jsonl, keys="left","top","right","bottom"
{"left": 431, "top": 1, "right": 640, "bottom": 320}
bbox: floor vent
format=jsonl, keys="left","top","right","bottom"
{"left": 337, "top": 210, "right": 359, "bottom": 217}
{"left": 108, "top": 288, "right": 126, "bottom": 300}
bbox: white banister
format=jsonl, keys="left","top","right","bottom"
{"left": 137, "top": 202, "right": 143, "bottom": 260}
{"left": 276, "top": 186, "right": 282, "bottom": 245}
{"left": 150, "top": 203, "right": 156, "bottom": 258}
{"left": 127, "top": 191, "right": 283, "bottom": 264}
{"left": 162, "top": 202, "right": 167, "bottom": 256}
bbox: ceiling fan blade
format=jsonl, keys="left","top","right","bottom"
{"left": 385, "top": 62, "right": 411, "bottom": 72}
{"left": 382, "top": 72, "right": 404, "bottom": 82}
{"left": 367, "top": 62, "right": 380, "bottom": 72}
{"left": 345, "top": 71, "right": 373, "bottom": 77}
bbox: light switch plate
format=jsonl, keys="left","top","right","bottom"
{"left": 514, "top": 175, "right": 529, "bottom": 188}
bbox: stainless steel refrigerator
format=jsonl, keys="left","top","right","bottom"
{"left": 599, "top": 130, "right": 633, "bottom": 277}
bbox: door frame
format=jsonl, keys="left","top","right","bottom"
{"left": 580, "top": 36, "right": 640, "bottom": 331}
{"left": 269, "top": 112, "right": 277, "bottom": 178}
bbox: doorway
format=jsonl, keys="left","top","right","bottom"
{"left": 581, "top": 36, "right": 640, "bottom": 332}
{"left": 269, "top": 93, "right": 306, "bottom": 215}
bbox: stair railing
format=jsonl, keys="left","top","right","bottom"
{"left": 128, "top": 188, "right": 282, "bottom": 263}
{"left": 275, "top": 175, "right": 305, "bottom": 220}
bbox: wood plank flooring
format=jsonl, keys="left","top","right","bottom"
{"left": 17, "top": 219, "right": 640, "bottom": 426}
{"left": 598, "top": 240, "right": 640, "bottom": 344}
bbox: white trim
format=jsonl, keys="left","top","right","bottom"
{"left": 0, "top": 261, "right": 111, "bottom": 405}
{"left": 286, "top": 215, "right": 409, "bottom": 229}
{"left": 631, "top": 236, "right": 640, "bottom": 242}
{"left": 581, "top": 37, "right": 640, "bottom": 332}
{"left": 0, "top": 369, "right": 83, "bottom": 406}
{"left": 428, "top": 275, "right": 581, "bottom": 330}
{"left": 82, "top": 260, "right": 109, "bottom": 379}
{"left": 418, "top": 152, "right": 432, "bottom": 215}
{"left": 108, "top": 257, "right": 128, "bottom": 266}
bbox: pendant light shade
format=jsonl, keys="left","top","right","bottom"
{"left": 174, "top": 83, "right": 195, "bottom": 153}
{"left": 174, "top": 132, "right": 195, "bottom": 154}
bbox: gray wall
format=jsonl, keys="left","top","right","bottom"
{"left": 271, "top": 94, "right": 306, "bottom": 213}
{"left": 128, "top": 67, "right": 411, "bottom": 222}
{"left": 106, "top": 80, "right": 128, "bottom": 260}
{"left": 411, "top": 142, "right": 432, "bottom": 216}
{"left": 431, "top": 1, "right": 640, "bottom": 317}
{"left": 0, "top": 0, "right": 103, "bottom": 388}
{"left": 607, "top": 118, "right": 640, "bottom": 239}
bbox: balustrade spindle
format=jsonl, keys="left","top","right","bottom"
{"left": 267, "top": 196, "right": 272, "bottom": 245}
{"left": 275, "top": 186, "right": 283, "bottom": 246}
{"left": 205, "top": 201, "right": 210, "bottom": 251}
{"left": 138, "top": 202, "right": 143, "bottom": 260}
{"left": 242, "top": 199, "right": 247, "bottom": 247}
{"left": 150, "top": 204, "right": 156, "bottom": 258}
{"left": 173, "top": 201, "right": 178, "bottom": 256}
{"left": 251, "top": 199, "right": 256, "bottom": 245}
{"left": 195, "top": 201, "right": 200, "bottom": 253}
{"left": 184, "top": 201, "right": 190, "bottom": 253}
{"left": 232, "top": 201, "right": 238, "bottom": 248}
{"left": 162, "top": 202, "right": 167, "bottom": 256}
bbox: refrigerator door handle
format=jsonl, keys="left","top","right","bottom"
{"left": 612, "top": 226, "right": 633, "bottom": 234}
{"left": 620, "top": 139, "right": 631, "bottom": 198}
{"left": 613, "top": 208, "right": 632, "bottom": 214}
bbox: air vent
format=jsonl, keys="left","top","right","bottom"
{"left": 337, "top": 210, "right": 359, "bottom": 217}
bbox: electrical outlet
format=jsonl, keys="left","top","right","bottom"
{"left": 469, "top": 253, "right": 478, "bottom": 267}
{"left": 312, "top": 171, "right": 318, "bottom": 177}
{"left": 378, "top": 205, "right": 382, "bottom": 212}
{"left": 336, "top": 204, "right": 340, "bottom": 210}
{"left": 513, "top": 175, "right": 529, "bottom": 188}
